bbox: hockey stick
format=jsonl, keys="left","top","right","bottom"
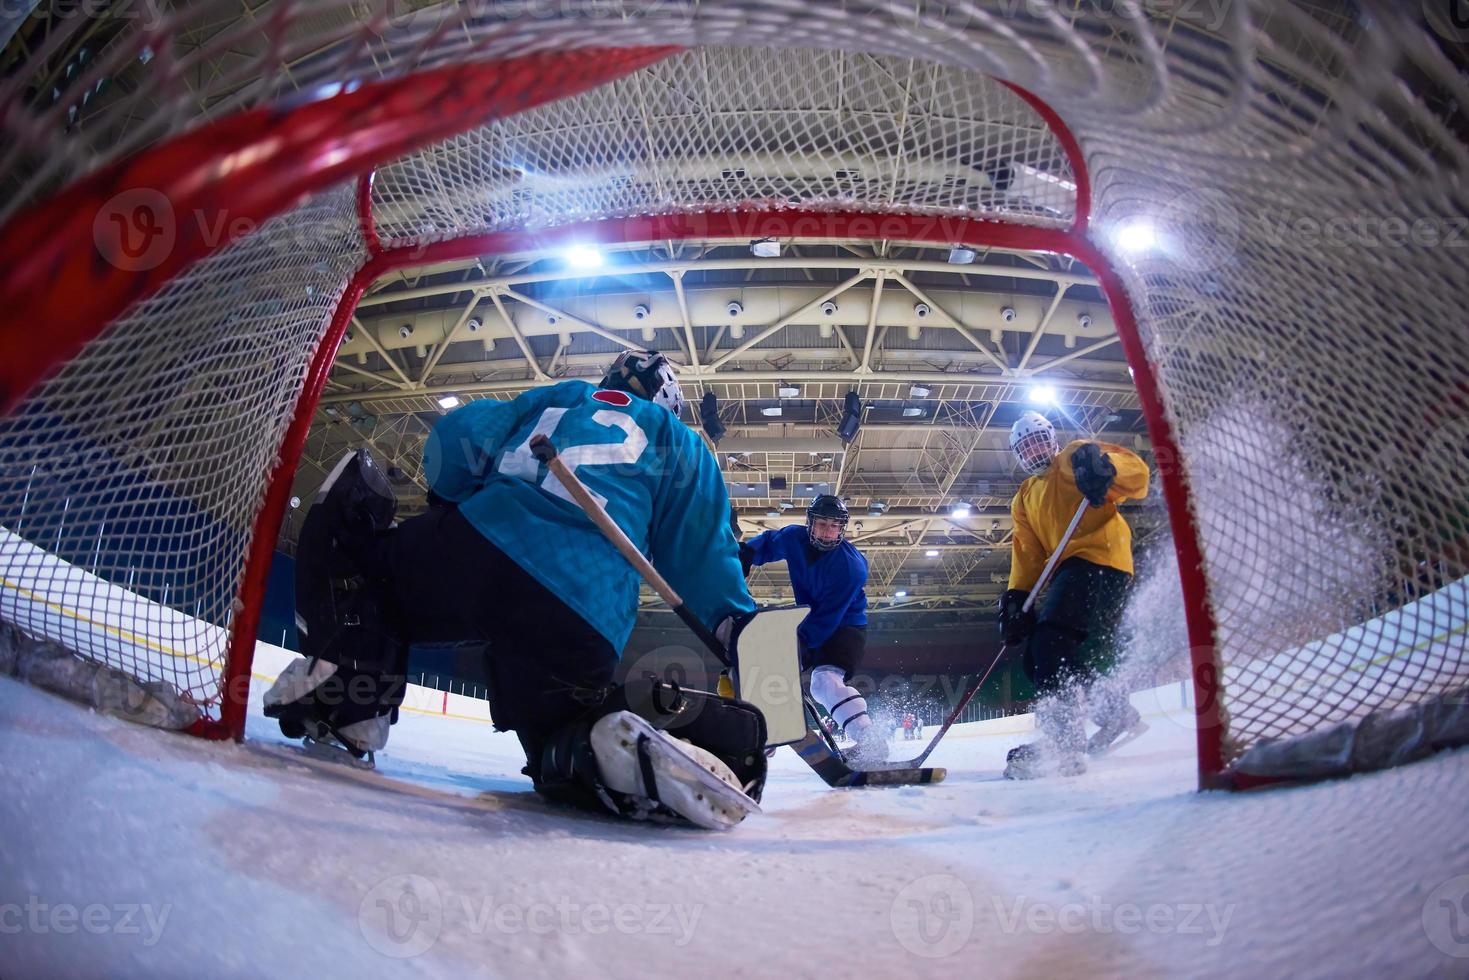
{"left": 900, "top": 497, "right": 1092, "bottom": 768}
{"left": 529, "top": 434, "right": 731, "bottom": 666}
{"left": 796, "top": 695, "right": 945, "bottom": 787}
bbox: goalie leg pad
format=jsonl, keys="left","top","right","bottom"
{"left": 589, "top": 711, "right": 761, "bottom": 831}
{"left": 294, "top": 448, "right": 400, "bottom": 674}
{"left": 263, "top": 656, "right": 405, "bottom": 757}
{"left": 531, "top": 678, "right": 767, "bottom": 830}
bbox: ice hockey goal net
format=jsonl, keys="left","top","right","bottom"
{"left": 0, "top": 1, "right": 1465, "bottom": 787}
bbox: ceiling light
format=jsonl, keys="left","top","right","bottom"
{"left": 1028, "top": 384, "right": 1059, "bottom": 406}
{"left": 778, "top": 384, "right": 801, "bottom": 398}
{"left": 910, "top": 384, "right": 931, "bottom": 398}
{"left": 563, "top": 244, "right": 604, "bottom": 269}
{"left": 766, "top": 510, "right": 781, "bottom": 518}
{"left": 437, "top": 395, "right": 461, "bottom": 410}
{"left": 902, "top": 407, "right": 925, "bottom": 418}
{"left": 951, "top": 503, "right": 972, "bottom": 518}
{"left": 1115, "top": 220, "right": 1159, "bottom": 254}
{"left": 750, "top": 238, "right": 780, "bottom": 258}
{"left": 947, "top": 246, "right": 977, "bottom": 265}
{"left": 894, "top": 590, "right": 908, "bottom": 598}
{"left": 926, "top": 549, "right": 940, "bottom": 557}
{"left": 761, "top": 406, "right": 783, "bottom": 417}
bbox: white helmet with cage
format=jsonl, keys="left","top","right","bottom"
{"left": 1009, "top": 411, "right": 1058, "bottom": 475}
{"left": 599, "top": 349, "right": 685, "bottom": 416}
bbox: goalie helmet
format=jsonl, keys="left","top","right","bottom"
{"left": 600, "top": 349, "right": 685, "bottom": 416}
{"left": 1010, "top": 411, "right": 1058, "bottom": 475}
{"left": 806, "top": 494, "right": 849, "bottom": 552}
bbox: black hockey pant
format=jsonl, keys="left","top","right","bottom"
{"left": 1023, "top": 557, "right": 1131, "bottom": 698}
{"left": 798, "top": 624, "right": 867, "bottom": 681}
{"left": 383, "top": 506, "right": 617, "bottom": 766}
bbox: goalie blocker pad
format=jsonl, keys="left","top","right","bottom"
{"left": 294, "top": 448, "right": 402, "bottom": 677}
{"left": 534, "top": 677, "right": 768, "bottom": 828}
{"left": 727, "top": 606, "right": 808, "bottom": 747}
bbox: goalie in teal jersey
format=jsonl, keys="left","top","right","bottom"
{"left": 266, "top": 351, "right": 766, "bottom": 831}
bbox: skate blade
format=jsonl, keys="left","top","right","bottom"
{"left": 1089, "top": 720, "right": 1150, "bottom": 757}
{"left": 301, "top": 735, "right": 375, "bottom": 769}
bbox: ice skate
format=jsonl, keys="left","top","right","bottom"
{"left": 1088, "top": 703, "right": 1148, "bottom": 756}
{"left": 1003, "top": 740, "right": 1086, "bottom": 779}
{"left": 843, "top": 716, "right": 890, "bottom": 766}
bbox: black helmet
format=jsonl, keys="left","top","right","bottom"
{"left": 806, "top": 494, "right": 849, "bottom": 551}
{"left": 599, "top": 349, "right": 685, "bottom": 416}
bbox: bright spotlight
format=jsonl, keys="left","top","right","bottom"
{"left": 894, "top": 590, "right": 909, "bottom": 598}
{"left": 950, "top": 503, "right": 972, "bottom": 519}
{"left": 1028, "top": 384, "right": 1059, "bottom": 406}
{"left": 563, "top": 244, "right": 604, "bottom": 269}
{"left": 1115, "top": 221, "right": 1159, "bottom": 254}
{"left": 925, "top": 549, "right": 939, "bottom": 558}
{"left": 437, "top": 394, "right": 462, "bottom": 410}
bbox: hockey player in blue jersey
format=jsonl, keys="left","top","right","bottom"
{"left": 738, "top": 495, "right": 888, "bottom": 764}
{"left": 266, "top": 351, "right": 766, "bottom": 830}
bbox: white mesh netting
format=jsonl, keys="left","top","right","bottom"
{"left": 1, "top": 1, "right": 1465, "bottom": 768}
{"left": 0, "top": 184, "right": 364, "bottom": 709}
{"left": 370, "top": 46, "right": 1077, "bottom": 243}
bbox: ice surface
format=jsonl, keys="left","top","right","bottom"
{"left": 3, "top": 658, "right": 1467, "bottom": 978}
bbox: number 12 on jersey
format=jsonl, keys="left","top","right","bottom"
{"left": 499, "top": 407, "right": 649, "bottom": 508}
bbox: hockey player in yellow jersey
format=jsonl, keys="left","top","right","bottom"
{"left": 999, "top": 410, "right": 1151, "bottom": 778}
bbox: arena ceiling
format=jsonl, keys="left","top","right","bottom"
{"left": 290, "top": 232, "right": 1164, "bottom": 628}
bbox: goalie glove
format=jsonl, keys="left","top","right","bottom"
{"left": 1071, "top": 442, "right": 1117, "bottom": 507}
{"left": 998, "top": 589, "right": 1035, "bottom": 646}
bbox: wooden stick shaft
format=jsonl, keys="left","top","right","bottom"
{"left": 541, "top": 453, "right": 684, "bottom": 608}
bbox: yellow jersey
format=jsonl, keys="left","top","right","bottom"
{"left": 1008, "top": 439, "right": 1150, "bottom": 591}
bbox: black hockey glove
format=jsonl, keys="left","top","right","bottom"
{"left": 1071, "top": 442, "right": 1117, "bottom": 507}
{"left": 998, "top": 589, "right": 1035, "bottom": 646}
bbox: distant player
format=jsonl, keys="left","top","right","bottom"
{"left": 999, "top": 411, "right": 1151, "bottom": 778}
{"left": 738, "top": 494, "right": 887, "bottom": 764}
{"left": 266, "top": 350, "right": 765, "bottom": 830}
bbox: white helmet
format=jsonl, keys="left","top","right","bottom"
{"left": 599, "top": 349, "right": 685, "bottom": 416}
{"left": 1010, "top": 411, "right": 1058, "bottom": 475}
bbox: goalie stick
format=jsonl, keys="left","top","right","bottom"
{"left": 529, "top": 434, "right": 940, "bottom": 788}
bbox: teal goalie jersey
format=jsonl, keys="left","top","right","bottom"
{"left": 422, "top": 381, "right": 755, "bottom": 652}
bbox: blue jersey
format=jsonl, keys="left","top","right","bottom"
{"left": 422, "top": 381, "right": 755, "bottom": 652}
{"left": 743, "top": 524, "right": 868, "bottom": 649}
